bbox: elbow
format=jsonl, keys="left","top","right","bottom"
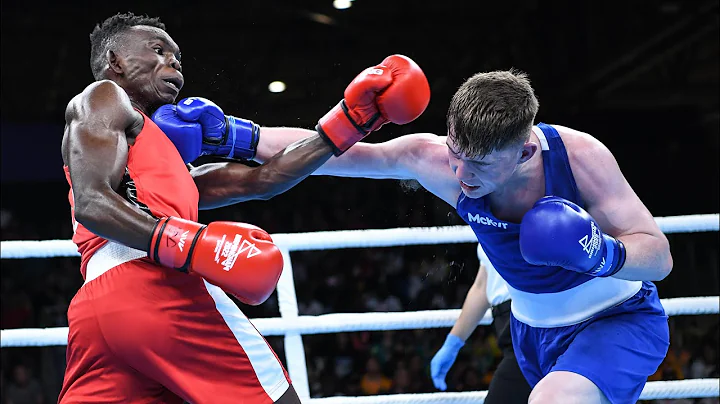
{"left": 254, "top": 187, "right": 279, "bottom": 201}
{"left": 657, "top": 252, "right": 673, "bottom": 281}
{"left": 74, "top": 194, "right": 102, "bottom": 230}
{"left": 653, "top": 237, "right": 673, "bottom": 281}
{"left": 73, "top": 188, "right": 113, "bottom": 231}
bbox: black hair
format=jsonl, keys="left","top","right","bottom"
{"left": 89, "top": 12, "right": 165, "bottom": 80}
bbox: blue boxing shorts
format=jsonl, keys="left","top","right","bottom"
{"left": 511, "top": 281, "right": 669, "bottom": 404}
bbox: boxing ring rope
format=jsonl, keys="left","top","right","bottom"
{"left": 2, "top": 214, "right": 718, "bottom": 258}
{"left": 1, "top": 213, "right": 719, "bottom": 403}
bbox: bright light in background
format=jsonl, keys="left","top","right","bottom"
{"left": 333, "top": 0, "right": 352, "bottom": 10}
{"left": 268, "top": 81, "right": 286, "bottom": 93}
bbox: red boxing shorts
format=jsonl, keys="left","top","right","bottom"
{"left": 58, "top": 241, "right": 291, "bottom": 404}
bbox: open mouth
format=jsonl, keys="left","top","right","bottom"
{"left": 162, "top": 78, "right": 182, "bottom": 92}
{"left": 460, "top": 180, "right": 480, "bottom": 191}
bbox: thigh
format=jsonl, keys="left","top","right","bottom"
{"left": 485, "top": 352, "right": 532, "bottom": 404}
{"left": 529, "top": 371, "right": 610, "bottom": 404}
{"left": 101, "top": 280, "right": 291, "bottom": 404}
{"left": 551, "top": 311, "right": 669, "bottom": 404}
{"left": 510, "top": 314, "right": 547, "bottom": 388}
{"left": 59, "top": 286, "right": 181, "bottom": 404}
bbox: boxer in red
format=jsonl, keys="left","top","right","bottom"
{"left": 59, "top": 12, "right": 430, "bottom": 404}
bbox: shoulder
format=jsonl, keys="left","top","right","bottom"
{"left": 551, "top": 124, "right": 615, "bottom": 170}
{"left": 551, "top": 124, "right": 624, "bottom": 202}
{"left": 65, "top": 80, "right": 139, "bottom": 127}
{"left": 400, "top": 132, "right": 448, "bottom": 161}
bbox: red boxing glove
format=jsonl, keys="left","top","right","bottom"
{"left": 317, "top": 54, "right": 431, "bottom": 156}
{"left": 148, "top": 217, "right": 284, "bottom": 305}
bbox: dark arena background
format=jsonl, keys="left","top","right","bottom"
{"left": 1, "top": 0, "right": 718, "bottom": 403}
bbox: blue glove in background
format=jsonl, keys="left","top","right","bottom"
{"left": 430, "top": 333, "right": 465, "bottom": 391}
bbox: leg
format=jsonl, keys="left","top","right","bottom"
{"left": 542, "top": 289, "right": 669, "bottom": 404}
{"left": 99, "top": 277, "right": 292, "bottom": 404}
{"left": 513, "top": 283, "right": 669, "bottom": 404}
{"left": 484, "top": 351, "right": 532, "bottom": 404}
{"left": 59, "top": 284, "right": 182, "bottom": 404}
{"left": 529, "top": 371, "right": 610, "bottom": 404}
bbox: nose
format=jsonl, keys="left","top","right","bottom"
{"left": 454, "top": 161, "right": 474, "bottom": 181}
{"left": 168, "top": 55, "right": 182, "bottom": 72}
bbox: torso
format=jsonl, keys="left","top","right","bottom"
{"left": 63, "top": 99, "right": 198, "bottom": 279}
{"left": 456, "top": 124, "right": 642, "bottom": 327}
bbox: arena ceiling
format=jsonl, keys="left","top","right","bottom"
{"left": 1, "top": 0, "right": 718, "bottom": 131}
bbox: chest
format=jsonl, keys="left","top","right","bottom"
{"left": 487, "top": 163, "right": 547, "bottom": 224}
{"left": 487, "top": 188, "right": 545, "bottom": 223}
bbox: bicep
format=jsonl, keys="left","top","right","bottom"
{"left": 572, "top": 138, "right": 661, "bottom": 239}
{"left": 324, "top": 133, "right": 461, "bottom": 207}
{"left": 400, "top": 135, "right": 462, "bottom": 207}
{"left": 66, "top": 121, "right": 128, "bottom": 193}
{"left": 64, "top": 86, "right": 135, "bottom": 199}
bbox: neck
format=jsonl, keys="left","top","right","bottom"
{"left": 495, "top": 145, "right": 543, "bottom": 197}
{"left": 130, "top": 100, "right": 149, "bottom": 115}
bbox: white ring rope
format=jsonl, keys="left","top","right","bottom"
{"left": 1, "top": 214, "right": 717, "bottom": 258}
{"left": 1, "top": 212, "right": 718, "bottom": 401}
{"left": 304, "top": 379, "right": 720, "bottom": 403}
{"left": 2, "top": 297, "right": 717, "bottom": 347}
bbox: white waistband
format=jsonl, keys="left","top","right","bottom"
{"left": 84, "top": 241, "right": 147, "bottom": 284}
{"left": 508, "top": 277, "right": 643, "bottom": 328}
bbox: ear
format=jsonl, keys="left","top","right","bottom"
{"left": 107, "top": 50, "right": 123, "bottom": 75}
{"left": 518, "top": 141, "right": 538, "bottom": 164}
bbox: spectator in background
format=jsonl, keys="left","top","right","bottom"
{"left": 360, "top": 357, "right": 392, "bottom": 395}
{"left": 651, "top": 338, "right": 692, "bottom": 382}
{"left": 690, "top": 344, "right": 718, "bottom": 379}
{"left": 5, "top": 364, "right": 43, "bottom": 404}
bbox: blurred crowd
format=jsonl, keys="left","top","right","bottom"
{"left": 1, "top": 175, "right": 718, "bottom": 403}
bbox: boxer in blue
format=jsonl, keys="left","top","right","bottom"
{"left": 247, "top": 69, "right": 672, "bottom": 403}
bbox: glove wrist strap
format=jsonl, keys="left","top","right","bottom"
{"left": 148, "top": 217, "right": 206, "bottom": 272}
{"left": 590, "top": 235, "right": 626, "bottom": 277}
{"left": 199, "top": 116, "right": 260, "bottom": 161}
{"left": 316, "top": 100, "right": 368, "bottom": 156}
{"left": 226, "top": 116, "right": 260, "bottom": 160}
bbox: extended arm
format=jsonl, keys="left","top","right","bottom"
{"left": 155, "top": 55, "right": 435, "bottom": 209}
{"left": 62, "top": 80, "right": 156, "bottom": 251}
{"left": 255, "top": 129, "right": 463, "bottom": 206}
{"left": 190, "top": 134, "right": 334, "bottom": 209}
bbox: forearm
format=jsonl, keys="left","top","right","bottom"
{"left": 611, "top": 233, "right": 673, "bottom": 281}
{"left": 255, "top": 127, "right": 317, "bottom": 163}
{"left": 74, "top": 189, "right": 156, "bottom": 251}
{"left": 257, "top": 127, "right": 426, "bottom": 180}
{"left": 194, "top": 135, "right": 334, "bottom": 208}
{"left": 255, "top": 134, "right": 335, "bottom": 194}
{"left": 449, "top": 284, "right": 491, "bottom": 341}
{"left": 255, "top": 127, "right": 374, "bottom": 177}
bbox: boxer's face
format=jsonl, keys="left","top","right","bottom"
{"left": 446, "top": 135, "right": 527, "bottom": 198}
{"left": 111, "top": 26, "right": 184, "bottom": 111}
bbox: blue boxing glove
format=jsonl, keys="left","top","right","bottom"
{"left": 151, "top": 104, "right": 203, "bottom": 163}
{"left": 152, "top": 97, "right": 260, "bottom": 163}
{"left": 430, "top": 334, "right": 464, "bottom": 391}
{"left": 520, "top": 196, "right": 626, "bottom": 277}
